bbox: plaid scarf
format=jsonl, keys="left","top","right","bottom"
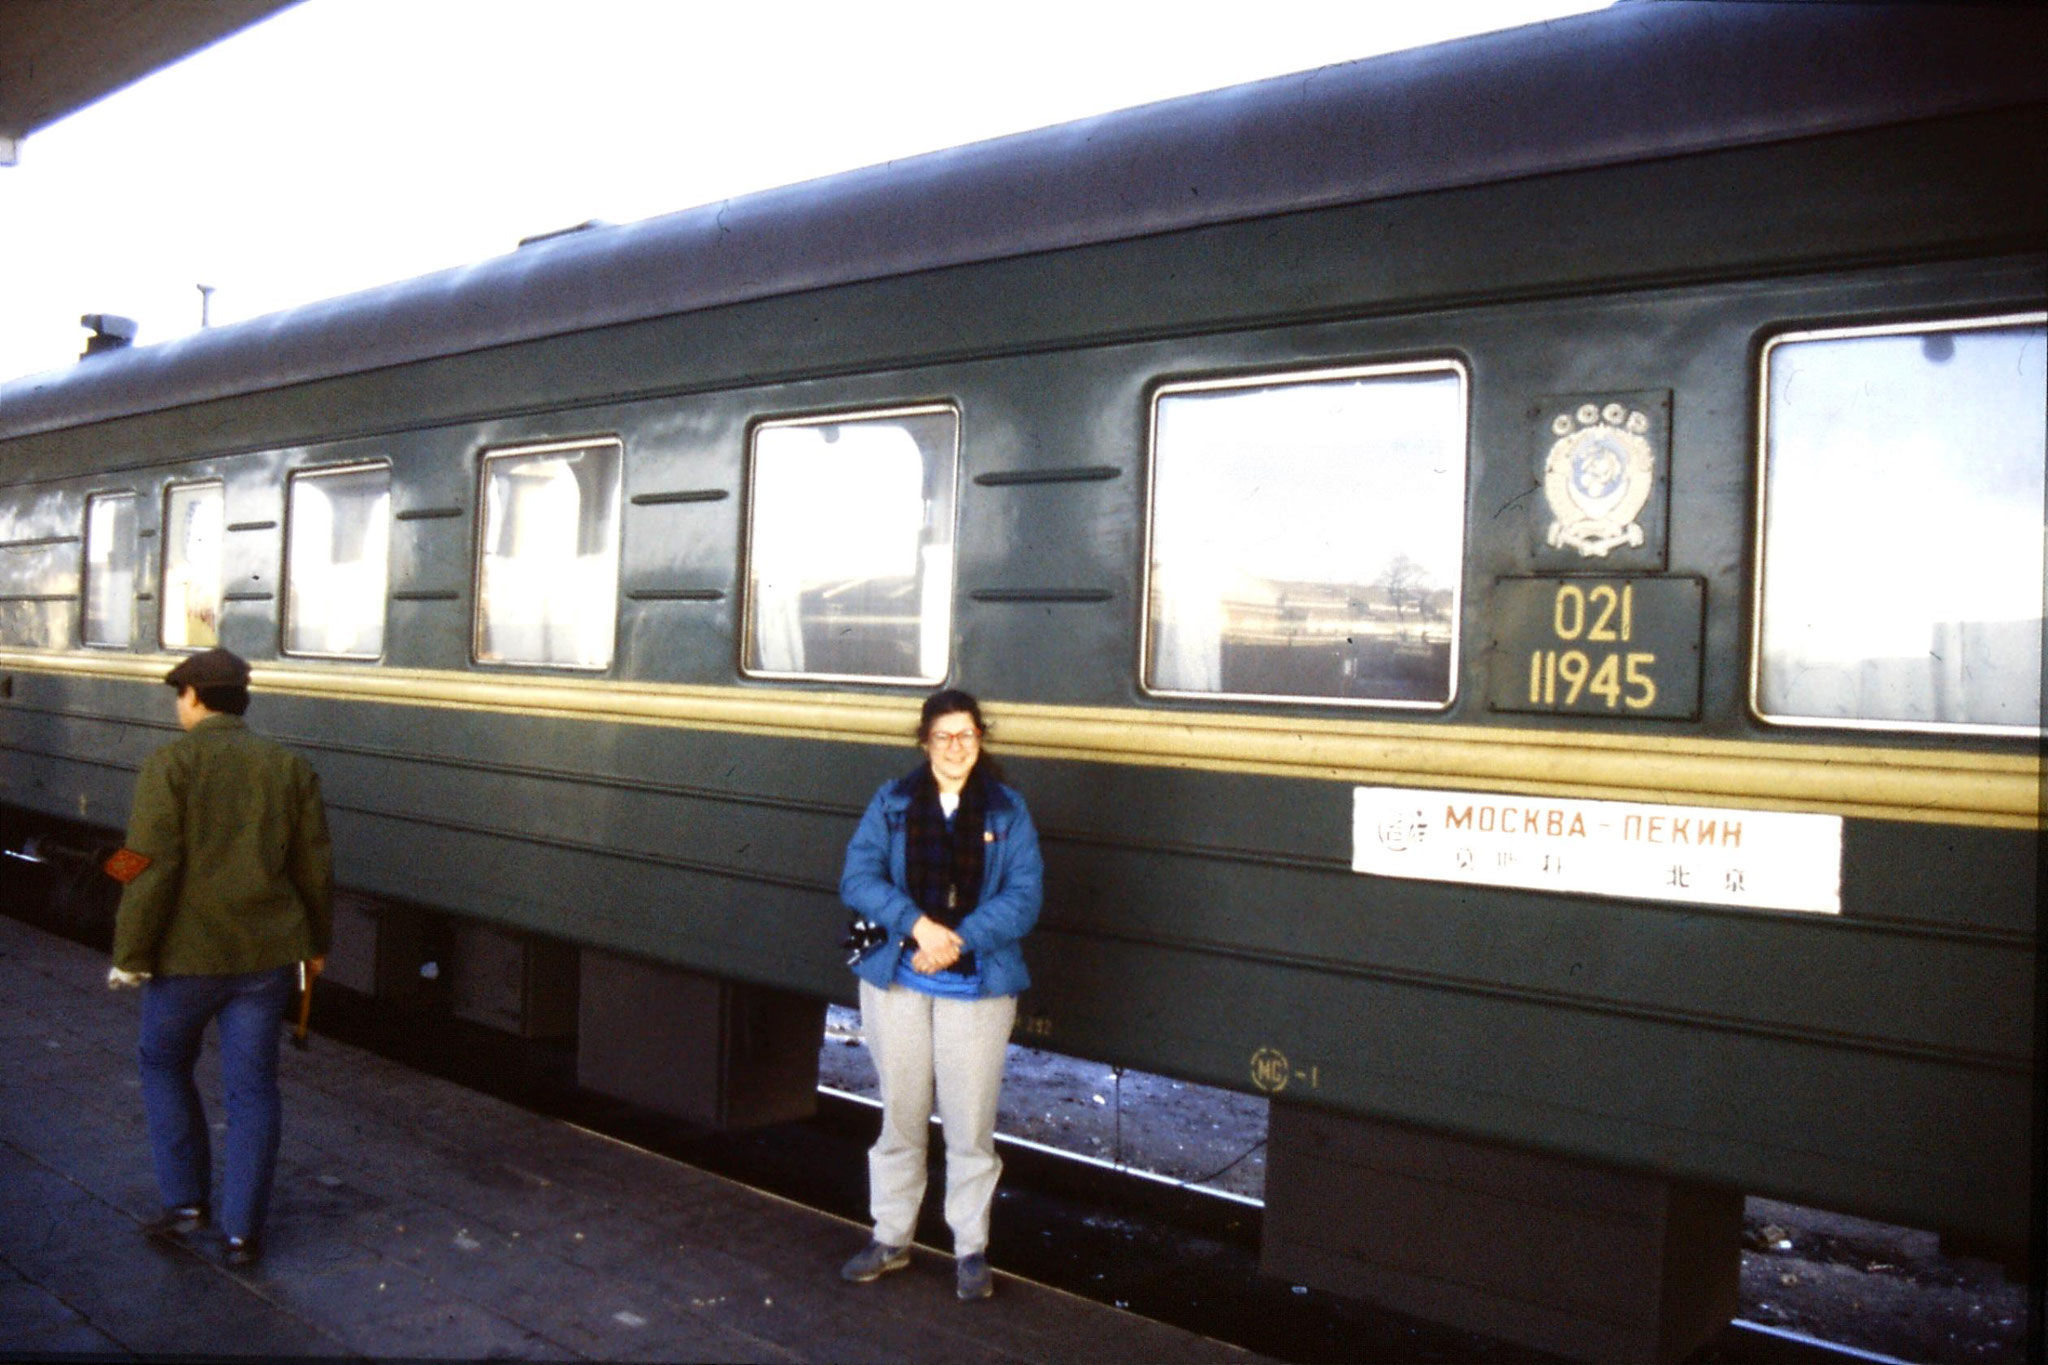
{"left": 903, "top": 761, "right": 988, "bottom": 975}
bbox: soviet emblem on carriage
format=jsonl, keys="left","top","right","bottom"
{"left": 1530, "top": 390, "right": 1671, "bottom": 569}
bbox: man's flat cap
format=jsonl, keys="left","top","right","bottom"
{"left": 164, "top": 648, "right": 251, "bottom": 689}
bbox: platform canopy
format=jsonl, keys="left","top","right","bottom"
{"left": 0, "top": 0, "right": 295, "bottom": 165}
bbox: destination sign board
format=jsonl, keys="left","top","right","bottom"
{"left": 1490, "top": 576, "right": 1702, "bottom": 719}
{"left": 1352, "top": 786, "right": 1843, "bottom": 915}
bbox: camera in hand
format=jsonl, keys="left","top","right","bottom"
{"left": 841, "top": 915, "right": 888, "bottom": 965}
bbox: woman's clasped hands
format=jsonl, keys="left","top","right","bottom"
{"left": 909, "top": 915, "right": 965, "bottom": 974}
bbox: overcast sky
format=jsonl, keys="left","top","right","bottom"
{"left": 0, "top": 0, "right": 1604, "bottom": 384}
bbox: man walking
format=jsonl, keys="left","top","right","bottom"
{"left": 104, "top": 648, "right": 332, "bottom": 1267}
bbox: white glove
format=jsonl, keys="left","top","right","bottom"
{"left": 106, "top": 966, "right": 151, "bottom": 990}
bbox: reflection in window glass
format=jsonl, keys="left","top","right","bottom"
{"left": 1146, "top": 364, "right": 1467, "bottom": 705}
{"left": 0, "top": 496, "right": 80, "bottom": 649}
{"left": 745, "top": 407, "right": 958, "bottom": 682}
{"left": 84, "top": 492, "right": 137, "bottom": 647}
{"left": 1756, "top": 316, "right": 2046, "bottom": 733}
{"left": 286, "top": 465, "right": 390, "bottom": 658}
{"left": 162, "top": 482, "right": 223, "bottom": 650}
{"left": 476, "top": 440, "right": 621, "bottom": 668}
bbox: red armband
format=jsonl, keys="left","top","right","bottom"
{"left": 103, "top": 848, "right": 152, "bottom": 884}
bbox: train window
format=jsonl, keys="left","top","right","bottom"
{"left": 1143, "top": 362, "right": 1468, "bottom": 706}
{"left": 475, "top": 439, "right": 621, "bottom": 669}
{"left": 1754, "top": 314, "right": 2046, "bottom": 734}
{"left": 83, "top": 491, "right": 137, "bottom": 648}
{"left": 0, "top": 498, "right": 81, "bottom": 650}
{"left": 285, "top": 464, "right": 390, "bottom": 659}
{"left": 161, "top": 481, "right": 224, "bottom": 650}
{"left": 743, "top": 405, "right": 959, "bottom": 684}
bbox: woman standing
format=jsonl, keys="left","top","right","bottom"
{"left": 837, "top": 690, "right": 1043, "bottom": 1302}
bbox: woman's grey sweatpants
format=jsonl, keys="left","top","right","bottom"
{"left": 858, "top": 979, "right": 1017, "bottom": 1256}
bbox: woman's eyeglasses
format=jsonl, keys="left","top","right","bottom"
{"left": 926, "top": 729, "right": 980, "bottom": 750}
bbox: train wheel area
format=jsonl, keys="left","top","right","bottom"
{"left": 819, "top": 1011, "right": 2032, "bottom": 1365}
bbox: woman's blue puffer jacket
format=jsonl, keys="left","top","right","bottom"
{"left": 839, "top": 772, "right": 1043, "bottom": 997}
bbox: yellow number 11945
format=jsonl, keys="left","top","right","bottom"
{"left": 1529, "top": 648, "right": 1659, "bottom": 709}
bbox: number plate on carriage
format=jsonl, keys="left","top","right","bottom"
{"left": 1489, "top": 577, "right": 1703, "bottom": 718}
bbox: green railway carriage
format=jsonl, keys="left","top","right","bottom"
{"left": 2, "top": 4, "right": 2042, "bottom": 1354}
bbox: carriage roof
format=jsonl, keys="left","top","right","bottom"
{"left": 2, "top": 1, "right": 2041, "bottom": 441}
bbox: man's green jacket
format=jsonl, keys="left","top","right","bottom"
{"left": 111, "top": 713, "right": 334, "bottom": 975}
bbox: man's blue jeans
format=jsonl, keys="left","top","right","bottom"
{"left": 137, "top": 965, "right": 295, "bottom": 1242}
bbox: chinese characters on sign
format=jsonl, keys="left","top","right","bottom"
{"left": 1351, "top": 786, "right": 1842, "bottom": 914}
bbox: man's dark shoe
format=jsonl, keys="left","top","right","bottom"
{"left": 141, "top": 1205, "right": 209, "bottom": 1241}
{"left": 223, "top": 1237, "right": 261, "bottom": 1268}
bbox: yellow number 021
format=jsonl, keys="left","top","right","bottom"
{"left": 1552, "top": 582, "right": 1634, "bottom": 643}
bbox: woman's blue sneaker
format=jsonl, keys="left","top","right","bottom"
{"left": 956, "top": 1252, "right": 993, "bottom": 1300}
{"left": 841, "top": 1240, "right": 910, "bottom": 1283}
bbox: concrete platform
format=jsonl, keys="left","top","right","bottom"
{"left": 0, "top": 914, "right": 1254, "bottom": 1362}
